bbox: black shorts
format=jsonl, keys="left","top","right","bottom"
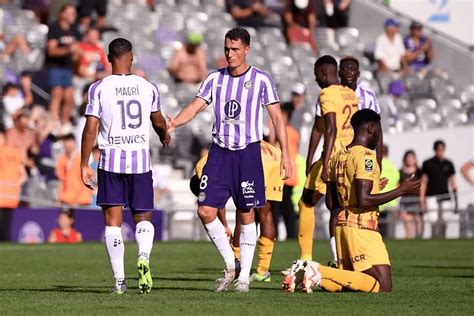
{"left": 79, "top": 0, "right": 107, "bottom": 17}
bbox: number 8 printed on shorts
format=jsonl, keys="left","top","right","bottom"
{"left": 200, "top": 175, "right": 208, "bottom": 190}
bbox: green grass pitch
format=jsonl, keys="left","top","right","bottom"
{"left": 0, "top": 240, "right": 473, "bottom": 315}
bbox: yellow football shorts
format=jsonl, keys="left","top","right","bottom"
{"left": 304, "top": 158, "right": 326, "bottom": 195}
{"left": 335, "top": 225, "right": 391, "bottom": 272}
{"left": 264, "top": 159, "right": 283, "bottom": 202}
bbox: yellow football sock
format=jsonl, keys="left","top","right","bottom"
{"left": 319, "top": 265, "right": 380, "bottom": 293}
{"left": 256, "top": 236, "right": 274, "bottom": 275}
{"left": 320, "top": 278, "right": 343, "bottom": 292}
{"left": 231, "top": 244, "right": 240, "bottom": 261}
{"left": 298, "top": 199, "right": 315, "bottom": 261}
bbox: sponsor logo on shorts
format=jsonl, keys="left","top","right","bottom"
{"left": 198, "top": 192, "right": 206, "bottom": 202}
{"left": 241, "top": 180, "right": 256, "bottom": 195}
{"left": 244, "top": 80, "right": 254, "bottom": 89}
{"left": 365, "top": 159, "right": 373, "bottom": 172}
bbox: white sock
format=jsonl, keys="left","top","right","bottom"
{"left": 205, "top": 218, "right": 235, "bottom": 271}
{"left": 105, "top": 226, "right": 125, "bottom": 281}
{"left": 239, "top": 222, "right": 257, "bottom": 282}
{"left": 135, "top": 220, "right": 155, "bottom": 262}
{"left": 330, "top": 236, "right": 338, "bottom": 262}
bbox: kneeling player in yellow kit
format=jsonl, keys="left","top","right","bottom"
{"left": 283, "top": 109, "right": 420, "bottom": 293}
{"left": 191, "top": 140, "right": 284, "bottom": 282}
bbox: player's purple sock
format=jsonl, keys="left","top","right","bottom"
{"left": 239, "top": 222, "right": 257, "bottom": 282}
{"left": 205, "top": 218, "right": 235, "bottom": 271}
{"left": 105, "top": 226, "right": 125, "bottom": 281}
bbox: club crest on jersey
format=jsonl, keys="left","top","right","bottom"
{"left": 365, "top": 159, "right": 373, "bottom": 172}
{"left": 244, "top": 80, "right": 254, "bottom": 89}
{"left": 241, "top": 180, "right": 255, "bottom": 195}
{"left": 198, "top": 192, "right": 206, "bottom": 202}
{"left": 224, "top": 99, "right": 242, "bottom": 119}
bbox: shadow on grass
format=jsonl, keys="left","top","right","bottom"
{"left": 128, "top": 276, "right": 216, "bottom": 282}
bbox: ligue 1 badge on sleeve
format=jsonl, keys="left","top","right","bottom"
{"left": 244, "top": 80, "right": 254, "bottom": 89}
{"left": 198, "top": 192, "right": 206, "bottom": 202}
{"left": 365, "top": 159, "right": 374, "bottom": 172}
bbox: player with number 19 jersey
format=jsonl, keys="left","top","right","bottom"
{"left": 85, "top": 74, "right": 160, "bottom": 174}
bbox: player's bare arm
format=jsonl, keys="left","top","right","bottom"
{"left": 376, "top": 129, "right": 383, "bottom": 171}
{"left": 80, "top": 116, "right": 99, "bottom": 189}
{"left": 355, "top": 176, "right": 421, "bottom": 208}
{"left": 305, "top": 116, "right": 324, "bottom": 174}
{"left": 267, "top": 103, "right": 292, "bottom": 180}
{"left": 167, "top": 97, "right": 208, "bottom": 134}
{"left": 322, "top": 112, "right": 336, "bottom": 182}
{"left": 151, "top": 111, "right": 171, "bottom": 147}
{"left": 419, "top": 173, "right": 429, "bottom": 209}
{"left": 325, "top": 180, "right": 340, "bottom": 211}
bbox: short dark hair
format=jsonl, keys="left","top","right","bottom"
{"left": 2, "top": 82, "right": 19, "bottom": 94}
{"left": 340, "top": 56, "right": 359, "bottom": 68}
{"left": 59, "top": 3, "right": 75, "bottom": 14}
{"left": 225, "top": 27, "right": 250, "bottom": 46}
{"left": 350, "top": 109, "right": 381, "bottom": 131}
{"left": 108, "top": 38, "right": 132, "bottom": 59}
{"left": 315, "top": 55, "right": 337, "bottom": 69}
{"left": 434, "top": 140, "right": 445, "bottom": 151}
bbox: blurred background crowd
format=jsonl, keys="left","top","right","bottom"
{"left": 0, "top": 0, "right": 473, "bottom": 242}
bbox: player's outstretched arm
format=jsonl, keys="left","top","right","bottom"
{"left": 80, "top": 116, "right": 99, "bottom": 190}
{"left": 167, "top": 97, "right": 208, "bottom": 134}
{"left": 151, "top": 111, "right": 170, "bottom": 147}
{"left": 322, "top": 113, "right": 336, "bottom": 182}
{"left": 266, "top": 103, "right": 292, "bottom": 180}
{"left": 305, "top": 116, "right": 324, "bottom": 174}
{"left": 356, "top": 175, "right": 421, "bottom": 208}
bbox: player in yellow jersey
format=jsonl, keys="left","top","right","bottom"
{"left": 283, "top": 109, "right": 420, "bottom": 293}
{"left": 295, "top": 55, "right": 359, "bottom": 269}
{"left": 191, "top": 140, "right": 283, "bottom": 283}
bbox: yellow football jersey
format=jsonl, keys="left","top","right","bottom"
{"left": 319, "top": 84, "right": 359, "bottom": 156}
{"left": 331, "top": 145, "right": 380, "bottom": 231}
{"left": 194, "top": 141, "right": 284, "bottom": 202}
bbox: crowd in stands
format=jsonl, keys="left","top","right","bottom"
{"left": 0, "top": 0, "right": 472, "bottom": 241}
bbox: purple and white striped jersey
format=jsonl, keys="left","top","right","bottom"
{"left": 197, "top": 66, "right": 279, "bottom": 150}
{"left": 85, "top": 74, "right": 160, "bottom": 174}
{"left": 316, "top": 85, "right": 380, "bottom": 116}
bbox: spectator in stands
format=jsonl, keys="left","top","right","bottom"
{"left": 77, "top": 28, "right": 110, "bottom": 81}
{"left": 5, "top": 110, "right": 35, "bottom": 165}
{"left": 323, "top": 0, "right": 352, "bottom": 28}
{"left": 56, "top": 134, "right": 93, "bottom": 206}
{"left": 78, "top": 0, "right": 107, "bottom": 32}
{"left": 169, "top": 32, "right": 208, "bottom": 84}
{"left": 374, "top": 18, "right": 407, "bottom": 74}
{"left": 2, "top": 75, "right": 33, "bottom": 130}
{"left": 0, "top": 128, "right": 27, "bottom": 241}
{"left": 48, "top": 209, "right": 83, "bottom": 243}
{"left": 282, "top": 82, "right": 306, "bottom": 129}
{"left": 46, "top": 4, "right": 81, "bottom": 131}
{"left": 420, "top": 140, "right": 458, "bottom": 238}
{"left": 378, "top": 145, "right": 400, "bottom": 237}
{"left": 0, "top": 34, "right": 31, "bottom": 61}
{"left": 23, "top": 0, "right": 50, "bottom": 24}
{"left": 403, "top": 21, "right": 433, "bottom": 77}
{"left": 461, "top": 160, "right": 474, "bottom": 187}
{"left": 228, "top": 0, "right": 272, "bottom": 28}
{"left": 283, "top": 0, "right": 318, "bottom": 54}
{"left": 272, "top": 106, "right": 299, "bottom": 239}
{"left": 398, "top": 150, "right": 423, "bottom": 239}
